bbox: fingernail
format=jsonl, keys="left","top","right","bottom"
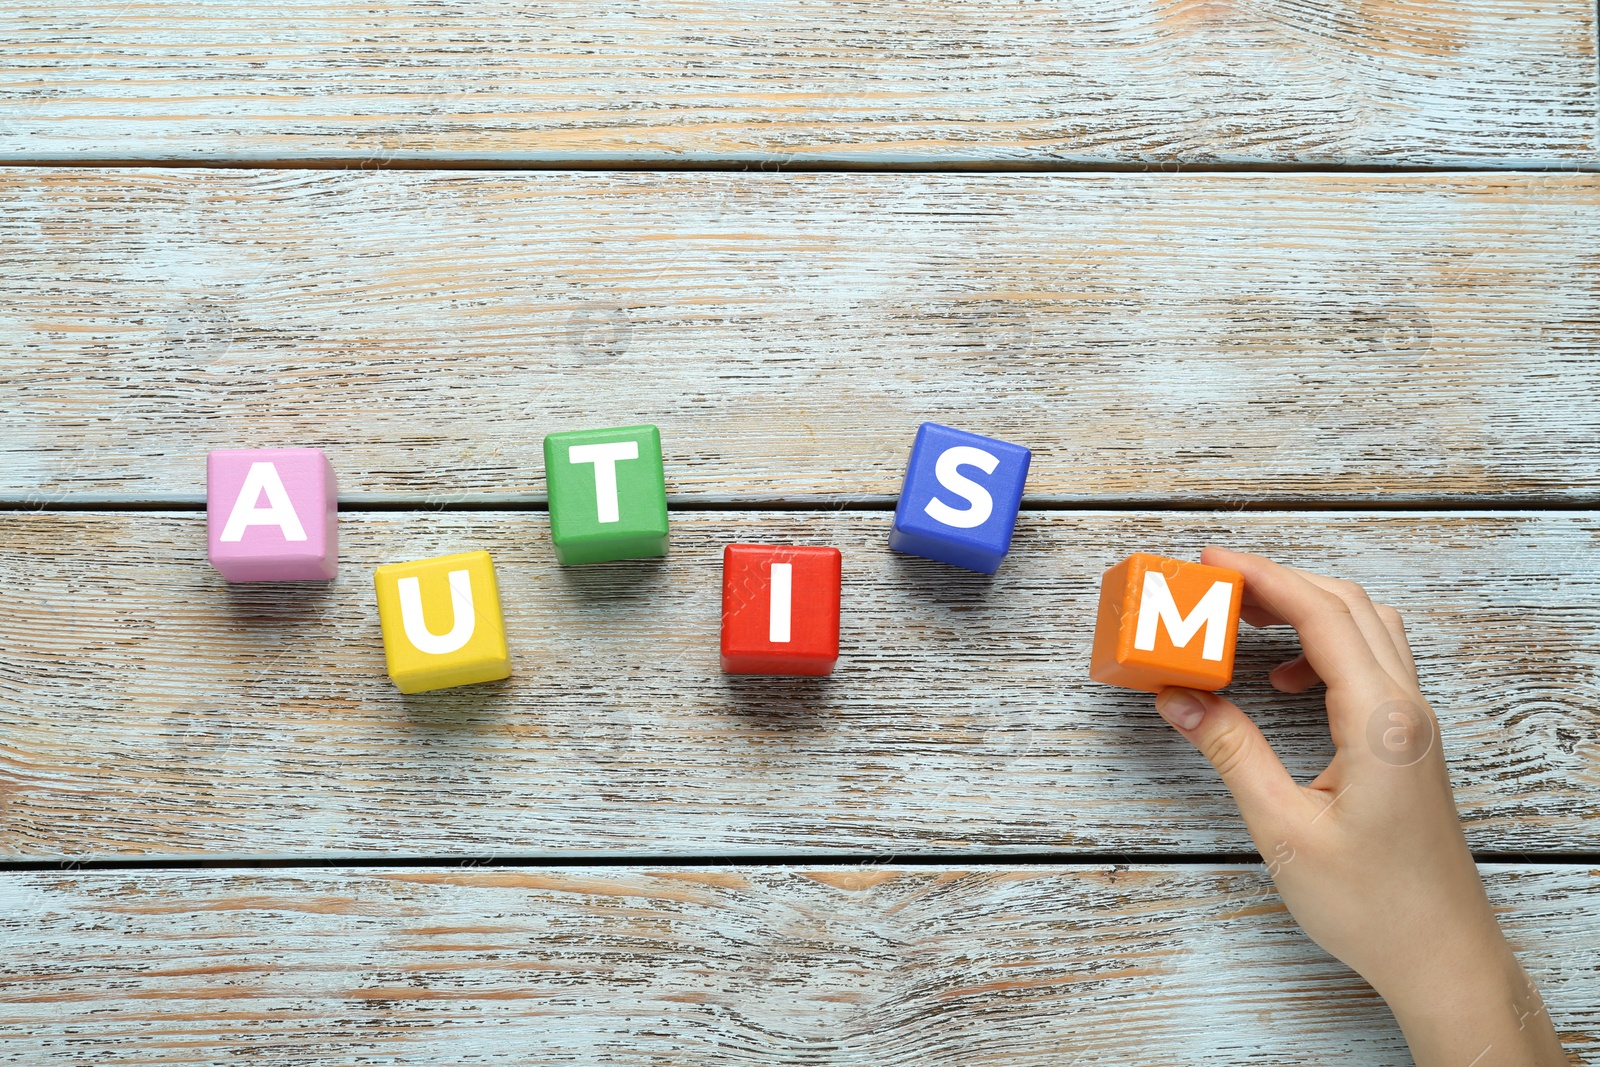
{"left": 1156, "top": 690, "right": 1206, "bottom": 731}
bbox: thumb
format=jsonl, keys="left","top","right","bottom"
{"left": 1154, "top": 687, "right": 1303, "bottom": 830}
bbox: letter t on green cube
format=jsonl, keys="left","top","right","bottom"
{"left": 544, "top": 424, "right": 669, "bottom": 565}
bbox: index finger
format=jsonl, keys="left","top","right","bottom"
{"left": 1200, "top": 546, "right": 1382, "bottom": 694}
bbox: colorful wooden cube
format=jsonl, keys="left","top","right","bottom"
{"left": 374, "top": 550, "right": 511, "bottom": 694}
{"left": 721, "top": 544, "right": 842, "bottom": 676}
{"left": 1089, "top": 553, "right": 1244, "bottom": 693}
{"left": 207, "top": 448, "right": 338, "bottom": 582}
{"left": 544, "top": 424, "right": 669, "bottom": 565}
{"left": 888, "top": 422, "right": 1031, "bottom": 574}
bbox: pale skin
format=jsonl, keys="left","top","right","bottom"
{"left": 1152, "top": 547, "right": 1567, "bottom": 1067}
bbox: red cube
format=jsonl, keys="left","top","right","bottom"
{"left": 721, "top": 544, "right": 842, "bottom": 676}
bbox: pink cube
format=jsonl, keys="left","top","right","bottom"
{"left": 207, "top": 448, "right": 338, "bottom": 582}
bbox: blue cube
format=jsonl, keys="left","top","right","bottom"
{"left": 888, "top": 422, "right": 1032, "bottom": 574}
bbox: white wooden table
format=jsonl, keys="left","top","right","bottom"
{"left": 1, "top": 3, "right": 1597, "bottom": 1062}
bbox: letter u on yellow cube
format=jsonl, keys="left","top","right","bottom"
{"left": 374, "top": 550, "right": 512, "bottom": 694}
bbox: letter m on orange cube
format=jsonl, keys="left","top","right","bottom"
{"left": 1089, "top": 553, "right": 1244, "bottom": 693}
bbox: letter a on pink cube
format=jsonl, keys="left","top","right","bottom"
{"left": 207, "top": 448, "right": 338, "bottom": 581}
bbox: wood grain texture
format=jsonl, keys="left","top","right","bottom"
{"left": 0, "top": 864, "right": 1594, "bottom": 1064}
{"left": 2, "top": 509, "right": 1595, "bottom": 861}
{"left": 0, "top": 0, "right": 1594, "bottom": 164}
{"left": 3, "top": 170, "right": 1600, "bottom": 506}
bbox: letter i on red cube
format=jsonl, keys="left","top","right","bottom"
{"left": 720, "top": 544, "right": 841, "bottom": 676}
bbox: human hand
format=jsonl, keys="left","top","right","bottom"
{"left": 1152, "top": 546, "right": 1565, "bottom": 1066}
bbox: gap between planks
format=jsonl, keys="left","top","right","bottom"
{"left": 8, "top": 500, "right": 1600, "bottom": 513}
{"left": 2, "top": 158, "right": 1599, "bottom": 174}
{"left": 3, "top": 852, "right": 1600, "bottom": 875}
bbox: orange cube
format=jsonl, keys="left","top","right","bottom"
{"left": 1089, "top": 553, "right": 1244, "bottom": 693}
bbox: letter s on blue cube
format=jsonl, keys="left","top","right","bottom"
{"left": 888, "top": 422, "right": 1032, "bottom": 574}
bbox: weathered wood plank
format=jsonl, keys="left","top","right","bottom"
{"left": 0, "top": 864, "right": 1594, "bottom": 1064}
{"left": 2, "top": 510, "right": 1595, "bottom": 860}
{"left": 0, "top": 0, "right": 1593, "bottom": 164}
{"left": 3, "top": 170, "right": 1599, "bottom": 506}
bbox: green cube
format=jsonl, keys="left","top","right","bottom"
{"left": 544, "top": 424, "right": 669, "bottom": 565}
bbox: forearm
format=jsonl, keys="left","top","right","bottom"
{"left": 1383, "top": 938, "right": 1566, "bottom": 1067}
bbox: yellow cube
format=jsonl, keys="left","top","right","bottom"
{"left": 374, "top": 550, "right": 511, "bottom": 694}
